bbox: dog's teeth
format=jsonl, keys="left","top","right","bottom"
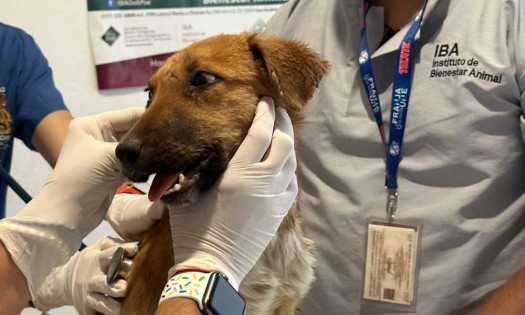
{"left": 190, "top": 174, "right": 199, "bottom": 183}
{"left": 162, "top": 173, "right": 199, "bottom": 197}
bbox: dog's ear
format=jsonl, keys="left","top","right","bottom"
{"left": 247, "top": 33, "right": 329, "bottom": 112}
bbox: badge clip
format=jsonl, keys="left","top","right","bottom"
{"left": 386, "top": 188, "right": 398, "bottom": 222}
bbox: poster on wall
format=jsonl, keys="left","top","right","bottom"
{"left": 87, "top": 0, "right": 287, "bottom": 90}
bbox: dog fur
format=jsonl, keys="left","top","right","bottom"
{"left": 116, "top": 32, "right": 328, "bottom": 315}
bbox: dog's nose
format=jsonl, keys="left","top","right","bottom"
{"left": 116, "top": 139, "right": 142, "bottom": 164}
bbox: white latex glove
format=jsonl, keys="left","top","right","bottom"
{"left": 0, "top": 107, "right": 144, "bottom": 296}
{"left": 34, "top": 237, "right": 138, "bottom": 315}
{"left": 106, "top": 193, "right": 164, "bottom": 241}
{"left": 169, "top": 97, "right": 298, "bottom": 289}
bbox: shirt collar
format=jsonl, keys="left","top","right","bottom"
{"left": 367, "top": 0, "right": 440, "bottom": 58}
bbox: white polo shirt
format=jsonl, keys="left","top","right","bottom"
{"left": 265, "top": 0, "right": 525, "bottom": 314}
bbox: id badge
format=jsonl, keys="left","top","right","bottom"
{"left": 361, "top": 219, "right": 422, "bottom": 314}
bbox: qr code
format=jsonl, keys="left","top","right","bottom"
{"left": 383, "top": 288, "right": 396, "bottom": 300}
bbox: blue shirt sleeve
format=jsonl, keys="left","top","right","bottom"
{"left": 9, "top": 25, "right": 68, "bottom": 150}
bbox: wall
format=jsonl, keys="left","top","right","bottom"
{"left": 1, "top": 1, "right": 147, "bottom": 314}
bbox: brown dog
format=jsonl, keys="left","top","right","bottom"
{"left": 116, "top": 32, "right": 328, "bottom": 315}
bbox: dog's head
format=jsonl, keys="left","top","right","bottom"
{"left": 116, "top": 33, "right": 329, "bottom": 205}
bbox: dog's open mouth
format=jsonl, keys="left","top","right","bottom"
{"left": 120, "top": 146, "right": 220, "bottom": 204}
{"left": 148, "top": 171, "right": 200, "bottom": 202}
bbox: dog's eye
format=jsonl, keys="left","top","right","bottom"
{"left": 191, "top": 71, "right": 216, "bottom": 89}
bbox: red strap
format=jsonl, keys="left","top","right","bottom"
{"left": 175, "top": 267, "right": 213, "bottom": 275}
{"left": 116, "top": 184, "right": 145, "bottom": 195}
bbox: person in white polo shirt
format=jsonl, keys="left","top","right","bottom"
{"left": 261, "top": 0, "right": 525, "bottom": 314}
{"left": 77, "top": 1, "right": 525, "bottom": 313}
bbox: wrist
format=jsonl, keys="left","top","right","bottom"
{"left": 172, "top": 255, "right": 240, "bottom": 290}
{"left": 159, "top": 270, "right": 245, "bottom": 315}
{"left": 159, "top": 270, "right": 213, "bottom": 310}
{"left": 33, "top": 264, "right": 71, "bottom": 311}
{"left": 157, "top": 298, "right": 201, "bottom": 315}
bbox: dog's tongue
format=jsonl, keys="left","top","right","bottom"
{"left": 148, "top": 172, "right": 180, "bottom": 201}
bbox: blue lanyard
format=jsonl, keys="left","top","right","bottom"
{"left": 358, "top": 0, "right": 427, "bottom": 220}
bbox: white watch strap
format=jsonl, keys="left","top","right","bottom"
{"left": 158, "top": 271, "right": 212, "bottom": 310}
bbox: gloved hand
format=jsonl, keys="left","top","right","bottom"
{"left": 106, "top": 193, "right": 164, "bottom": 241}
{"left": 0, "top": 107, "right": 144, "bottom": 296}
{"left": 34, "top": 237, "right": 138, "bottom": 315}
{"left": 169, "top": 97, "right": 298, "bottom": 289}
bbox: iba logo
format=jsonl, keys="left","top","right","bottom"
{"left": 0, "top": 87, "right": 12, "bottom": 149}
{"left": 429, "top": 43, "right": 503, "bottom": 84}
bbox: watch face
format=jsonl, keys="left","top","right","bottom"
{"left": 205, "top": 274, "right": 245, "bottom": 315}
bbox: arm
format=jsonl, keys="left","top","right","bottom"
{"left": 476, "top": 2, "right": 525, "bottom": 313}
{"left": 156, "top": 298, "right": 201, "bottom": 315}
{"left": 0, "top": 240, "right": 30, "bottom": 315}
{"left": 0, "top": 107, "right": 144, "bottom": 304}
{"left": 475, "top": 265, "right": 525, "bottom": 315}
{"left": 31, "top": 109, "right": 73, "bottom": 167}
{"left": 13, "top": 28, "right": 70, "bottom": 164}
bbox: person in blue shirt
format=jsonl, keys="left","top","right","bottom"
{"left": 0, "top": 22, "right": 73, "bottom": 218}
{"left": 0, "top": 23, "right": 139, "bottom": 314}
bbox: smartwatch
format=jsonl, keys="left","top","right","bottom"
{"left": 159, "top": 270, "right": 245, "bottom": 315}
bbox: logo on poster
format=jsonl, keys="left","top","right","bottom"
{"left": 101, "top": 27, "right": 121, "bottom": 46}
